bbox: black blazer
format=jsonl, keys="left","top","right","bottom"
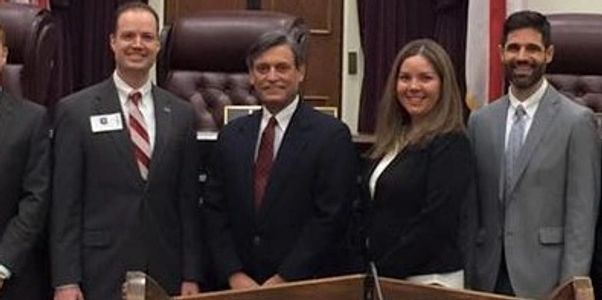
{"left": 364, "top": 132, "right": 474, "bottom": 279}
{"left": 50, "top": 79, "right": 202, "bottom": 300}
{"left": 205, "top": 102, "right": 357, "bottom": 285}
{"left": 0, "top": 91, "right": 50, "bottom": 299}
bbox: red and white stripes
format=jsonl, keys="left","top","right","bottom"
{"left": 466, "top": 0, "right": 526, "bottom": 110}
{"left": 127, "top": 91, "right": 152, "bottom": 180}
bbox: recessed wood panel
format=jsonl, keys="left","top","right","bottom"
{"left": 165, "top": 0, "right": 247, "bottom": 24}
{"left": 262, "top": 0, "right": 343, "bottom": 109}
{"left": 264, "top": 0, "right": 333, "bottom": 34}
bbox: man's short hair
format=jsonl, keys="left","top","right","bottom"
{"left": 246, "top": 30, "right": 306, "bottom": 70}
{"left": 112, "top": 1, "right": 160, "bottom": 34}
{"left": 502, "top": 10, "right": 551, "bottom": 47}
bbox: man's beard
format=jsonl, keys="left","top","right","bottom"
{"left": 505, "top": 61, "right": 547, "bottom": 90}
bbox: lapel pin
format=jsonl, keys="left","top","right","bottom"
{"left": 163, "top": 107, "right": 171, "bottom": 113}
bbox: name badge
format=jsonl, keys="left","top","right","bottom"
{"left": 90, "top": 113, "right": 123, "bottom": 133}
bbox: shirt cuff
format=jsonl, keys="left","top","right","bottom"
{"left": 56, "top": 284, "right": 80, "bottom": 290}
{"left": 0, "top": 264, "right": 11, "bottom": 279}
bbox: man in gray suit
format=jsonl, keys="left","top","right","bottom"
{"left": 51, "top": 3, "right": 202, "bottom": 300}
{"left": 0, "top": 23, "right": 50, "bottom": 299}
{"left": 467, "top": 10, "right": 600, "bottom": 298}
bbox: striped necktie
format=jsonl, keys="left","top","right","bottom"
{"left": 127, "top": 91, "right": 152, "bottom": 180}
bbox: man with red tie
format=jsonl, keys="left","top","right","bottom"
{"left": 204, "top": 31, "right": 357, "bottom": 289}
{"left": 50, "top": 3, "right": 202, "bottom": 300}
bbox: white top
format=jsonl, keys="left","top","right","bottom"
{"left": 113, "top": 71, "right": 156, "bottom": 150}
{"left": 369, "top": 147, "right": 399, "bottom": 199}
{"left": 0, "top": 263, "right": 10, "bottom": 279}
{"left": 504, "top": 79, "right": 548, "bottom": 149}
{"left": 255, "top": 96, "right": 299, "bottom": 160}
{"left": 369, "top": 148, "right": 465, "bottom": 289}
{"left": 406, "top": 269, "right": 464, "bottom": 288}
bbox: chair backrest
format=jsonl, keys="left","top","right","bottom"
{"left": 0, "top": 2, "right": 61, "bottom": 108}
{"left": 546, "top": 13, "right": 602, "bottom": 112}
{"left": 158, "top": 10, "right": 307, "bottom": 131}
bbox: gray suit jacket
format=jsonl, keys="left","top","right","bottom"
{"left": 50, "top": 79, "right": 202, "bottom": 300}
{"left": 0, "top": 91, "right": 50, "bottom": 299}
{"left": 467, "top": 85, "right": 601, "bottom": 298}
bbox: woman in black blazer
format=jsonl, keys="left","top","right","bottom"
{"left": 364, "top": 39, "right": 474, "bottom": 288}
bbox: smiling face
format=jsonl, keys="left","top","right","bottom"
{"left": 396, "top": 54, "right": 441, "bottom": 123}
{"left": 249, "top": 44, "right": 305, "bottom": 114}
{"left": 500, "top": 27, "right": 554, "bottom": 94}
{"left": 110, "top": 9, "right": 160, "bottom": 81}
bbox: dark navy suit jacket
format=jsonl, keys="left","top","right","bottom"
{"left": 205, "top": 101, "right": 357, "bottom": 285}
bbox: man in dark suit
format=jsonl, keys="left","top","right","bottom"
{"left": 50, "top": 3, "right": 202, "bottom": 300}
{"left": 205, "top": 31, "right": 357, "bottom": 290}
{"left": 0, "top": 23, "right": 50, "bottom": 300}
{"left": 467, "top": 11, "right": 600, "bottom": 298}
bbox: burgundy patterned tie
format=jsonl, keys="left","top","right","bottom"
{"left": 254, "top": 117, "right": 277, "bottom": 208}
{"left": 127, "top": 91, "right": 152, "bottom": 180}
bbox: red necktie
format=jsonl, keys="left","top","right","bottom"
{"left": 254, "top": 117, "right": 277, "bottom": 208}
{"left": 127, "top": 91, "right": 152, "bottom": 180}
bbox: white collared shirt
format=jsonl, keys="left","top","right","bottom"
{"left": 113, "top": 71, "right": 156, "bottom": 150}
{"left": 504, "top": 79, "right": 548, "bottom": 149}
{"left": 254, "top": 96, "right": 300, "bottom": 160}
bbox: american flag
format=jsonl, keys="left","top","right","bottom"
{"left": 465, "top": 0, "right": 526, "bottom": 110}
{"left": 3, "top": 0, "right": 50, "bottom": 9}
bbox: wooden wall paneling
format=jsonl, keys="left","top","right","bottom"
{"left": 262, "top": 0, "right": 343, "bottom": 109}
{"left": 165, "top": 0, "right": 248, "bottom": 24}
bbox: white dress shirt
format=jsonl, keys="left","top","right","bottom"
{"left": 254, "top": 96, "right": 300, "bottom": 160}
{"left": 504, "top": 79, "right": 548, "bottom": 149}
{"left": 113, "top": 71, "right": 156, "bottom": 150}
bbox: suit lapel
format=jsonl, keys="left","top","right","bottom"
{"left": 492, "top": 98, "right": 510, "bottom": 203}
{"left": 147, "top": 87, "right": 171, "bottom": 182}
{"left": 364, "top": 160, "right": 379, "bottom": 190}
{"left": 239, "top": 112, "right": 262, "bottom": 218}
{"left": 93, "top": 79, "right": 143, "bottom": 185}
{"left": 257, "top": 103, "right": 311, "bottom": 221}
{"left": 508, "top": 87, "right": 559, "bottom": 193}
{"left": 360, "top": 159, "right": 380, "bottom": 206}
{"left": 0, "top": 91, "right": 14, "bottom": 159}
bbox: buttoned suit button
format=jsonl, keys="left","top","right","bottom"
{"left": 253, "top": 235, "right": 261, "bottom": 246}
